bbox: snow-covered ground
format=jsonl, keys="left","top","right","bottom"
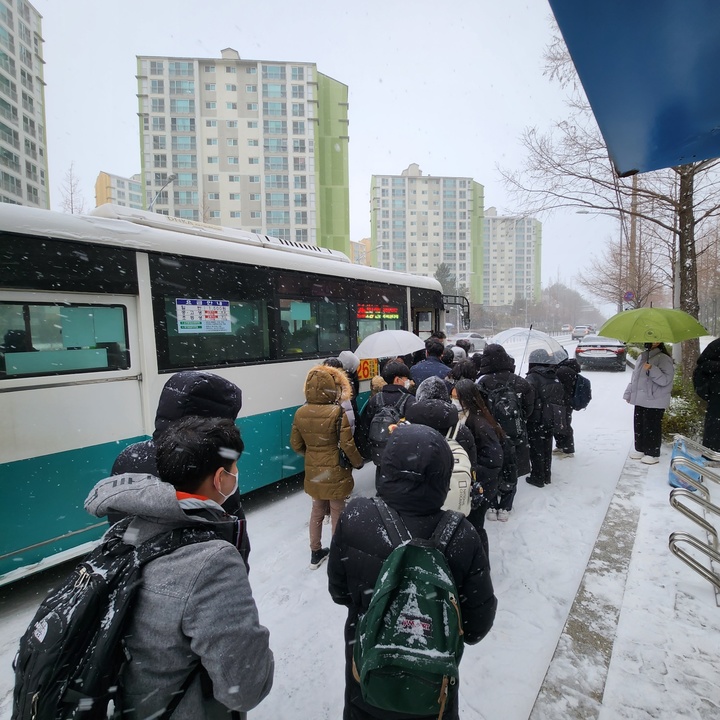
{"left": 1, "top": 360, "right": 719, "bottom": 719}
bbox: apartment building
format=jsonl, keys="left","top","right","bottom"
{"left": 481, "top": 207, "right": 542, "bottom": 307}
{"left": 370, "top": 164, "right": 484, "bottom": 302}
{"left": 95, "top": 171, "right": 143, "bottom": 209}
{"left": 0, "top": 0, "right": 48, "bottom": 208}
{"left": 136, "top": 48, "right": 350, "bottom": 254}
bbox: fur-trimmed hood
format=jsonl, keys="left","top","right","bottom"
{"left": 303, "top": 364, "right": 352, "bottom": 405}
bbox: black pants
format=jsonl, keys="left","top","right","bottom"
{"left": 554, "top": 406, "right": 574, "bottom": 453}
{"left": 528, "top": 422, "right": 553, "bottom": 484}
{"left": 633, "top": 406, "right": 665, "bottom": 457}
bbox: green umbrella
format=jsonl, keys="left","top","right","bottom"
{"left": 597, "top": 307, "right": 708, "bottom": 343}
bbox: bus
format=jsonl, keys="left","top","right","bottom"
{"left": 0, "top": 203, "right": 444, "bottom": 585}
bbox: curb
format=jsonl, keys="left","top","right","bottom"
{"left": 529, "top": 457, "right": 648, "bottom": 719}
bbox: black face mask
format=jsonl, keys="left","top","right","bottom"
{"left": 644, "top": 343, "right": 654, "bottom": 350}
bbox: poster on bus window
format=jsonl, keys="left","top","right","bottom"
{"left": 176, "top": 298, "right": 232, "bottom": 334}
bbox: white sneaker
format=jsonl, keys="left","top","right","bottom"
{"left": 629, "top": 451, "right": 644, "bottom": 460}
{"left": 557, "top": 452, "right": 574, "bottom": 459}
{"left": 496, "top": 509, "right": 510, "bottom": 522}
{"left": 641, "top": 455, "right": 659, "bottom": 465}
{"left": 552, "top": 447, "right": 565, "bottom": 455}
{"left": 486, "top": 509, "right": 498, "bottom": 521}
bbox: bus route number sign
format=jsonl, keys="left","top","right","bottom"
{"left": 357, "top": 358, "right": 379, "bottom": 381}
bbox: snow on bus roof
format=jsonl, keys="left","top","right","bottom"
{"left": 0, "top": 203, "right": 442, "bottom": 292}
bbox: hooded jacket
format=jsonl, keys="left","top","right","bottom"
{"left": 695, "top": 338, "right": 720, "bottom": 451}
{"left": 327, "top": 424, "right": 497, "bottom": 720}
{"left": 290, "top": 364, "right": 364, "bottom": 500}
{"left": 356, "top": 381, "right": 416, "bottom": 460}
{"left": 623, "top": 347, "right": 674, "bottom": 409}
{"left": 84, "top": 474, "right": 273, "bottom": 720}
{"left": 525, "top": 363, "right": 561, "bottom": 424}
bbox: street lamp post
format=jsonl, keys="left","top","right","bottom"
{"left": 148, "top": 173, "right": 177, "bottom": 212}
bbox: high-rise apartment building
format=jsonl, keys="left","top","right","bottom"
{"left": 136, "top": 48, "right": 350, "bottom": 253}
{"left": 370, "top": 164, "right": 484, "bottom": 302}
{"left": 0, "top": 0, "right": 48, "bottom": 208}
{"left": 481, "top": 207, "right": 541, "bottom": 307}
{"left": 95, "top": 171, "right": 143, "bottom": 209}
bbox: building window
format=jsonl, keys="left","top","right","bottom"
{"left": 153, "top": 154, "right": 167, "bottom": 167}
{"left": 249, "top": 157, "right": 259, "bottom": 164}
{"left": 262, "top": 64, "right": 286, "bottom": 80}
{"left": 150, "top": 61, "right": 164, "bottom": 75}
{"left": 204, "top": 65, "right": 215, "bottom": 72}
{"left": 205, "top": 83, "right": 216, "bottom": 91}
{"left": 247, "top": 120, "right": 257, "bottom": 128}
{"left": 250, "top": 211, "right": 261, "bottom": 219}
{"left": 247, "top": 103, "right": 258, "bottom": 111}
{"left": 249, "top": 175, "right": 260, "bottom": 182}
{"left": 152, "top": 136, "right": 166, "bottom": 150}
{"left": 294, "top": 176, "right": 306, "bottom": 189}
{"left": 247, "top": 139, "right": 258, "bottom": 146}
{"left": 208, "top": 192, "right": 220, "bottom": 199}
{"left": 291, "top": 103, "right": 304, "bottom": 117}
{"left": 291, "top": 66, "right": 304, "bottom": 81}
{"left": 295, "top": 211, "right": 307, "bottom": 224}
{"left": 169, "top": 62, "right": 193, "bottom": 77}
{"left": 152, "top": 117, "right": 166, "bottom": 131}
{"left": 294, "top": 193, "right": 306, "bottom": 207}
{"left": 226, "top": 102, "right": 237, "bottom": 110}
{"left": 249, "top": 193, "right": 260, "bottom": 201}
{"left": 207, "top": 156, "right": 218, "bottom": 164}
{"left": 210, "top": 210, "right": 221, "bottom": 218}
{"left": 230, "top": 211, "right": 241, "bottom": 218}
{"left": 246, "top": 67, "right": 257, "bottom": 74}
{"left": 263, "top": 102, "right": 286, "bottom": 116}
{"left": 226, "top": 66, "right": 237, "bottom": 73}
{"left": 172, "top": 118, "right": 195, "bottom": 132}
{"left": 228, "top": 157, "right": 239, "bottom": 164}
{"left": 291, "top": 85, "right": 304, "bottom": 99}
{"left": 151, "top": 99, "right": 165, "bottom": 113}
{"left": 229, "top": 193, "right": 241, "bottom": 200}
{"left": 205, "top": 101, "right": 216, "bottom": 110}
{"left": 228, "top": 138, "right": 238, "bottom": 146}
{"left": 263, "top": 83, "right": 285, "bottom": 98}
{"left": 205, "top": 119, "right": 217, "bottom": 127}
{"left": 226, "top": 83, "right": 237, "bottom": 92}
{"left": 293, "top": 157, "right": 306, "bottom": 171}
{"left": 292, "top": 121, "right": 305, "bottom": 134}
{"left": 170, "top": 80, "right": 194, "bottom": 95}
{"left": 292, "top": 139, "right": 306, "bottom": 153}
{"left": 206, "top": 138, "right": 218, "bottom": 145}
{"left": 264, "top": 120, "right": 287, "bottom": 134}
{"left": 150, "top": 79, "right": 164, "bottom": 94}
{"left": 207, "top": 174, "right": 219, "bottom": 182}
{"left": 246, "top": 84, "right": 257, "bottom": 92}
{"left": 229, "top": 175, "right": 241, "bottom": 182}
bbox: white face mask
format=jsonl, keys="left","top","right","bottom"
{"left": 452, "top": 398, "right": 463, "bottom": 410}
{"left": 404, "top": 379, "right": 412, "bottom": 389}
{"left": 217, "top": 468, "right": 239, "bottom": 501}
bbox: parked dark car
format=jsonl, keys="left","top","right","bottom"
{"left": 575, "top": 335, "right": 627, "bottom": 371}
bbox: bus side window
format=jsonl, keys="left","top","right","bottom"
{"left": 0, "top": 302, "right": 130, "bottom": 378}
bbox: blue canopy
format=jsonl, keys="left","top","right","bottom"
{"left": 548, "top": 0, "right": 720, "bottom": 176}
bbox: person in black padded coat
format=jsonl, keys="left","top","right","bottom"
{"left": 327, "top": 423, "right": 497, "bottom": 720}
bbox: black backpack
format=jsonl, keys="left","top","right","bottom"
{"left": 570, "top": 373, "right": 592, "bottom": 411}
{"left": 12, "top": 517, "right": 221, "bottom": 720}
{"left": 368, "top": 393, "right": 410, "bottom": 465}
{"left": 538, "top": 377, "right": 568, "bottom": 434}
{"left": 693, "top": 364, "right": 711, "bottom": 402}
{"left": 480, "top": 377, "right": 525, "bottom": 439}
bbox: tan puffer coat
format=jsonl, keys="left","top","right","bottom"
{"left": 290, "top": 364, "right": 364, "bottom": 500}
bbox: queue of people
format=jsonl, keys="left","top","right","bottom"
{"left": 38, "top": 327, "right": 720, "bottom": 720}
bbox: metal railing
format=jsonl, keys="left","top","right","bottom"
{"left": 668, "top": 436, "right": 720, "bottom": 600}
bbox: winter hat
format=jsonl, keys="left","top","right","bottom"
{"left": 153, "top": 371, "right": 242, "bottom": 439}
{"left": 528, "top": 348, "right": 552, "bottom": 365}
{"left": 450, "top": 345, "right": 467, "bottom": 361}
{"left": 338, "top": 350, "right": 360, "bottom": 373}
{"left": 415, "top": 375, "right": 450, "bottom": 403}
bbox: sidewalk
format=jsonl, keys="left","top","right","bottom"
{"left": 530, "top": 452, "right": 720, "bottom": 719}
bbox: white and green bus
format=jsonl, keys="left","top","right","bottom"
{"left": 0, "top": 203, "right": 444, "bottom": 584}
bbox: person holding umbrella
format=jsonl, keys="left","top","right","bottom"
{"left": 623, "top": 342, "right": 675, "bottom": 464}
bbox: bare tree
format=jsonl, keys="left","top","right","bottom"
{"left": 501, "top": 26, "right": 720, "bottom": 383}
{"left": 59, "top": 162, "right": 86, "bottom": 215}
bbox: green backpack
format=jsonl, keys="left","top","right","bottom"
{"left": 352, "top": 498, "right": 464, "bottom": 719}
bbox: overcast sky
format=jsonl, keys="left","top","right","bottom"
{"left": 32, "top": 0, "right": 618, "bottom": 305}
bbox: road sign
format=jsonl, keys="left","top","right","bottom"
{"left": 623, "top": 290, "right": 635, "bottom": 302}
